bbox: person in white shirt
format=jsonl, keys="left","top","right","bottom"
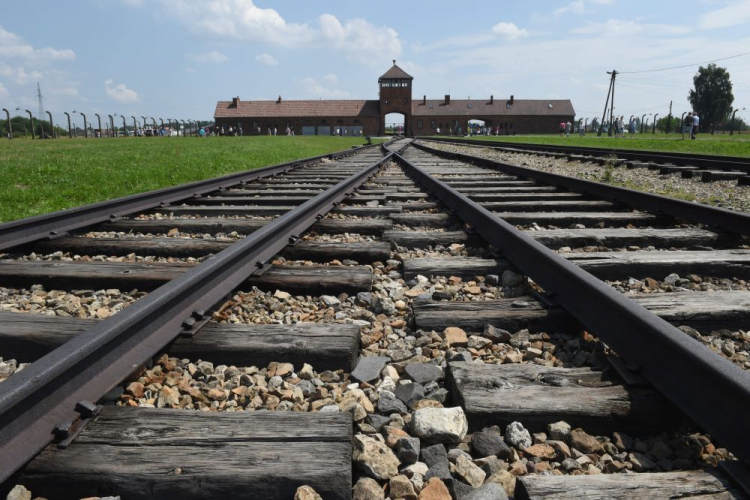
{"left": 691, "top": 113, "right": 700, "bottom": 140}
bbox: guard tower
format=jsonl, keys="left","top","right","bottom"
{"left": 379, "top": 61, "right": 413, "bottom": 136}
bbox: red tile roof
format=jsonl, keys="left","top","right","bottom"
{"left": 215, "top": 99, "right": 381, "bottom": 119}
{"left": 412, "top": 99, "right": 575, "bottom": 117}
{"left": 379, "top": 63, "right": 413, "bottom": 80}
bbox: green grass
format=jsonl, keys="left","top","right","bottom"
{"left": 436, "top": 133, "right": 750, "bottom": 157}
{"left": 0, "top": 136, "right": 380, "bottom": 222}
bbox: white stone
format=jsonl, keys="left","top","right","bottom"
{"left": 410, "top": 407, "right": 468, "bottom": 444}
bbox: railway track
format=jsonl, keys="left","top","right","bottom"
{"left": 0, "top": 137, "right": 749, "bottom": 499}
{"left": 422, "top": 136, "right": 750, "bottom": 184}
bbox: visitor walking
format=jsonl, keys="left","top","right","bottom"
{"left": 691, "top": 112, "right": 700, "bottom": 140}
{"left": 559, "top": 121, "right": 566, "bottom": 137}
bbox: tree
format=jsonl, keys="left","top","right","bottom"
{"left": 655, "top": 115, "right": 681, "bottom": 133}
{"left": 688, "top": 64, "right": 734, "bottom": 133}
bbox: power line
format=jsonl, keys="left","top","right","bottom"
{"left": 619, "top": 51, "right": 750, "bottom": 74}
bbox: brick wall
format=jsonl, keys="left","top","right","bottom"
{"left": 411, "top": 115, "right": 576, "bottom": 136}
{"left": 215, "top": 116, "right": 380, "bottom": 136}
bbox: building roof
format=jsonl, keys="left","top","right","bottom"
{"left": 379, "top": 62, "right": 413, "bottom": 80}
{"left": 215, "top": 99, "right": 381, "bottom": 119}
{"left": 412, "top": 99, "right": 575, "bottom": 117}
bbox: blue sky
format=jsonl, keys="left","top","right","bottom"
{"left": 1, "top": 0, "right": 750, "bottom": 126}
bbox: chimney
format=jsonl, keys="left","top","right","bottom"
{"left": 445, "top": 94, "right": 450, "bottom": 105}
{"left": 423, "top": 95, "right": 426, "bottom": 105}
{"left": 231, "top": 96, "right": 240, "bottom": 107}
{"left": 277, "top": 95, "right": 282, "bottom": 104}
{"left": 510, "top": 95, "right": 514, "bottom": 104}
{"left": 490, "top": 95, "right": 494, "bottom": 104}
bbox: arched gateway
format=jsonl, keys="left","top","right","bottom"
{"left": 214, "top": 63, "right": 575, "bottom": 137}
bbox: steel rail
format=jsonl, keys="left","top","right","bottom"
{"left": 393, "top": 149, "right": 750, "bottom": 464}
{"left": 0, "top": 143, "right": 379, "bottom": 252}
{"left": 413, "top": 140, "right": 750, "bottom": 236}
{"left": 419, "top": 136, "right": 750, "bottom": 173}
{"left": 0, "top": 148, "right": 394, "bottom": 483}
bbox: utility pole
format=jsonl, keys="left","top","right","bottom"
{"left": 608, "top": 70, "right": 617, "bottom": 136}
{"left": 597, "top": 70, "right": 616, "bottom": 137}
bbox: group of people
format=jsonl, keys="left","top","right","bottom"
{"left": 609, "top": 116, "right": 636, "bottom": 138}
{"left": 559, "top": 121, "right": 573, "bottom": 137}
{"left": 684, "top": 112, "right": 700, "bottom": 140}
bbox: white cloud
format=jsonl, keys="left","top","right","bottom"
{"left": 572, "top": 19, "right": 690, "bottom": 36}
{"left": 186, "top": 50, "right": 228, "bottom": 63}
{"left": 299, "top": 76, "right": 350, "bottom": 98}
{"left": 491, "top": 22, "right": 529, "bottom": 40}
{"left": 150, "top": 1, "right": 401, "bottom": 65}
{"left": 105, "top": 79, "right": 139, "bottom": 102}
{"left": 700, "top": 0, "right": 750, "bottom": 29}
{"left": 255, "top": 53, "right": 278, "bottom": 66}
{"left": 323, "top": 73, "right": 338, "bottom": 83}
{"left": 555, "top": 0, "right": 585, "bottom": 16}
{"left": 0, "top": 62, "right": 43, "bottom": 85}
{"left": 590, "top": 0, "right": 615, "bottom": 4}
{"left": 0, "top": 82, "right": 8, "bottom": 98}
{"left": 0, "top": 26, "right": 76, "bottom": 63}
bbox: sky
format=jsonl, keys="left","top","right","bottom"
{"left": 1, "top": 0, "right": 750, "bottom": 127}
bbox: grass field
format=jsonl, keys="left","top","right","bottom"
{"left": 438, "top": 133, "right": 750, "bottom": 157}
{"left": 0, "top": 136, "right": 377, "bottom": 222}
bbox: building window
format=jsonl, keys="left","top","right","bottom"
{"left": 417, "top": 120, "right": 423, "bottom": 129}
{"left": 385, "top": 99, "right": 389, "bottom": 105}
{"left": 431, "top": 120, "right": 436, "bottom": 129}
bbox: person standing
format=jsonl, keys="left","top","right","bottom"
{"left": 691, "top": 112, "right": 700, "bottom": 140}
{"left": 559, "top": 121, "right": 565, "bottom": 137}
{"left": 273, "top": 127, "right": 277, "bottom": 136}
{"left": 578, "top": 119, "right": 585, "bottom": 136}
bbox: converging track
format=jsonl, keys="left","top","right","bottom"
{"left": 0, "top": 137, "right": 749, "bottom": 499}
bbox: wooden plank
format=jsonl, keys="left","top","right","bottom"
{"left": 481, "top": 200, "right": 620, "bottom": 212}
{"left": 383, "top": 230, "right": 478, "bottom": 248}
{"left": 312, "top": 218, "right": 393, "bottom": 235}
{"left": 388, "top": 213, "right": 461, "bottom": 228}
{"left": 414, "top": 291, "right": 750, "bottom": 333}
{"left": 529, "top": 227, "right": 721, "bottom": 249}
{"left": 154, "top": 206, "right": 295, "bottom": 216}
{"left": 702, "top": 170, "right": 747, "bottom": 182}
{"left": 493, "top": 211, "right": 664, "bottom": 227}
{"left": 460, "top": 186, "right": 559, "bottom": 194}
{"left": 630, "top": 290, "right": 750, "bottom": 332}
{"left": 403, "top": 257, "right": 510, "bottom": 279}
{"left": 469, "top": 192, "right": 584, "bottom": 202}
{"left": 333, "top": 206, "right": 402, "bottom": 216}
{"left": 213, "top": 189, "right": 323, "bottom": 196}
{"left": 446, "top": 180, "right": 537, "bottom": 188}
{"left": 566, "top": 249, "right": 750, "bottom": 279}
{"left": 515, "top": 470, "right": 743, "bottom": 500}
{"left": 447, "top": 362, "right": 678, "bottom": 433}
{"left": 20, "top": 407, "right": 352, "bottom": 500}
{"left": 0, "top": 260, "right": 372, "bottom": 294}
{"left": 103, "top": 217, "right": 392, "bottom": 236}
{"left": 281, "top": 241, "right": 391, "bottom": 263}
{"left": 0, "top": 312, "right": 360, "bottom": 369}
{"left": 413, "top": 297, "right": 575, "bottom": 333}
{"left": 36, "top": 237, "right": 390, "bottom": 263}
{"left": 185, "top": 196, "right": 312, "bottom": 206}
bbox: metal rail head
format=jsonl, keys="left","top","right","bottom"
{"left": 0, "top": 150, "right": 394, "bottom": 483}
{"left": 413, "top": 140, "right": 750, "bottom": 237}
{"left": 393, "top": 149, "right": 750, "bottom": 465}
